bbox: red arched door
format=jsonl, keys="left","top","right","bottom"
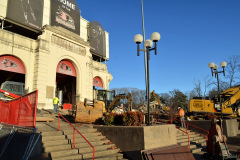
{"left": 56, "top": 60, "right": 77, "bottom": 110}
{"left": 0, "top": 55, "right": 26, "bottom": 89}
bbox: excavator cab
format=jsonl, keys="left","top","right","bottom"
{"left": 96, "top": 90, "right": 115, "bottom": 111}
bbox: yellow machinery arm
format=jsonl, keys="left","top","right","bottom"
{"left": 151, "top": 90, "right": 161, "bottom": 106}
{"left": 221, "top": 86, "right": 240, "bottom": 115}
{"left": 150, "top": 90, "right": 170, "bottom": 111}
{"left": 107, "top": 93, "right": 132, "bottom": 112}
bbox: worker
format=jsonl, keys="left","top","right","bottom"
{"left": 178, "top": 107, "right": 186, "bottom": 128}
{"left": 52, "top": 96, "right": 60, "bottom": 114}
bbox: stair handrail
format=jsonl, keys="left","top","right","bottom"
{"left": 155, "top": 119, "right": 190, "bottom": 151}
{"left": 170, "top": 117, "right": 209, "bottom": 140}
{"left": 58, "top": 114, "right": 95, "bottom": 160}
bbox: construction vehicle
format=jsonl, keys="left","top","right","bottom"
{"left": 75, "top": 98, "right": 105, "bottom": 123}
{"left": 74, "top": 90, "right": 132, "bottom": 123}
{"left": 150, "top": 90, "right": 169, "bottom": 112}
{"left": 0, "top": 81, "right": 25, "bottom": 100}
{"left": 106, "top": 93, "right": 132, "bottom": 113}
{"left": 96, "top": 89, "right": 132, "bottom": 112}
{"left": 188, "top": 86, "right": 240, "bottom": 117}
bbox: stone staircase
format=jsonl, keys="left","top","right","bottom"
{"left": 35, "top": 115, "right": 127, "bottom": 160}
{"left": 176, "top": 128, "right": 207, "bottom": 160}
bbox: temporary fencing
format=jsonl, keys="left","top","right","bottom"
{"left": 0, "top": 90, "right": 38, "bottom": 128}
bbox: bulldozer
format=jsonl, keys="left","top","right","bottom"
{"left": 188, "top": 86, "right": 240, "bottom": 117}
{"left": 75, "top": 98, "right": 105, "bottom": 123}
{"left": 74, "top": 90, "right": 132, "bottom": 123}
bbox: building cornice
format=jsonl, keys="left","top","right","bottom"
{"left": 43, "top": 25, "right": 90, "bottom": 47}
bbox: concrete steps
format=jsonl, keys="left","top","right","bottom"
{"left": 36, "top": 116, "right": 126, "bottom": 160}
{"left": 176, "top": 128, "right": 207, "bottom": 159}
{"left": 53, "top": 149, "right": 121, "bottom": 160}
{"left": 50, "top": 144, "right": 115, "bottom": 159}
{"left": 43, "top": 140, "right": 110, "bottom": 152}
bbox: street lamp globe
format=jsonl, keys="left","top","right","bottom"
{"left": 150, "top": 32, "right": 161, "bottom": 42}
{"left": 134, "top": 34, "right": 143, "bottom": 44}
{"left": 220, "top": 61, "right": 227, "bottom": 68}
{"left": 213, "top": 64, "right": 218, "bottom": 70}
{"left": 208, "top": 62, "right": 215, "bottom": 68}
{"left": 144, "top": 39, "right": 153, "bottom": 48}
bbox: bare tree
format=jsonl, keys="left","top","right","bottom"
{"left": 193, "top": 78, "right": 202, "bottom": 97}
{"left": 111, "top": 87, "right": 146, "bottom": 108}
{"left": 202, "top": 75, "right": 213, "bottom": 97}
{"left": 185, "top": 90, "right": 197, "bottom": 101}
{"left": 225, "top": 55, "right": 240, "bottom": 87}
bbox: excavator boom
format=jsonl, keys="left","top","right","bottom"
{"left": 107, "top": 93, "right": 132, "bottom": 112}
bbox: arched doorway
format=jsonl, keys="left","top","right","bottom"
{"left": 93, "top": 76, "right": 103, "bottom": 89}
{"left": 56, "top": 60, "right": 77, "bottom": 109}
{"left": 0, "top": 55, "right": 26, "bottom": 95}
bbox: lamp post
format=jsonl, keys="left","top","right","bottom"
{"left": 134, "top": 32, "right": 161, "bottom": 126}
{"left": 208, "top": 61, "right": 227, "bottom": 119}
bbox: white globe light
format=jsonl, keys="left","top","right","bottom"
{"left": 151, "top": 32, "right": 161, "bottom": 42}
{"left": 208, "top": 62, "right": 215, "bottom": 68}
{"left": 134, "top": 34, "right": 143, "bottom": 44}
{"left": 213, "top": 64, "right": 218, "bottom": 70}
{"left": 220, "top": 61, "right": 227, "bottom": 68}
{"left": 144, "top": 39, "right": 153, "bottom": 48}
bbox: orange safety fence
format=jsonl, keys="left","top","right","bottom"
{"left": 0, "top": 90, "right": 38, "bottom": 128}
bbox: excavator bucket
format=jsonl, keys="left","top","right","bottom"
{"left": 75, "top": 100, "right": 105, "bottom": 123}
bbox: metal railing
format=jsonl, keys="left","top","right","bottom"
{"left": 155, "top": 119, "right": 190, "bottom": 151}
{"left": 58, "top": 114, "right": 95, "bottom": 160}
{"left": 0, "top": 123, "right": 41, "bottom": 160}
{"left": 170, "top": 117, "right": 209, "bottom": 140}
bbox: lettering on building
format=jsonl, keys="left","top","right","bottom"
{"left": 51, "top": 35, "right": 86, "bottom": 56}
{"left": 57, "top": 0, "right": 76, "bottom": 10}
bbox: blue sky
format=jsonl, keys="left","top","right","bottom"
{"left": 77, "top": 0, "right": 240, "bottom": 94}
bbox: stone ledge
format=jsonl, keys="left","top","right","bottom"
{"left": 93, "top": 124, "right": 177, "bottom": 152}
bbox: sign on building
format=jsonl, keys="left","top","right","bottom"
{"left": 51, "top": 0, "right": 80, "bottom": 35}
{"left": 89, "top": 21, "right": 106, "bottom": 59}
{"left": 6, "top": 0, "right": 44, "bottom": 31}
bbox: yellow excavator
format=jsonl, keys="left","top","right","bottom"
{"left": 188, "top": 86, "right": 240, "bottom": 117}
{"left": 150, "top": 90, "right": 169, "bottom": 112}
{"left": 106, "top": 93, "right": 132, "bottom": 113}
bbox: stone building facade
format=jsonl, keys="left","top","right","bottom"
{"left": 0, "top": 0, "right": 113, "bottom": 109}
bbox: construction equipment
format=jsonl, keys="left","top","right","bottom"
{"left": 188, "top": 86, "right": 240, "bottom": 117}
{"left": 74, "top": 90, "right": 132, "bottom": 123}
{"left": 0, "top": 81, "right": 25, "bottom": 100}
{"left": 150, "top": 90, "right": 169, "bottom": 111}
{"left": 106, "top": 93, "right": 132, "bottom": 113}
{"left": 95, "top": 89, "right": 132, "bottom": 113}
{"left": 95, "top": 90, "right": 115, "bottom": 110}
{"left": 75, "top": 98, "right": 105, "bottom": 123}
